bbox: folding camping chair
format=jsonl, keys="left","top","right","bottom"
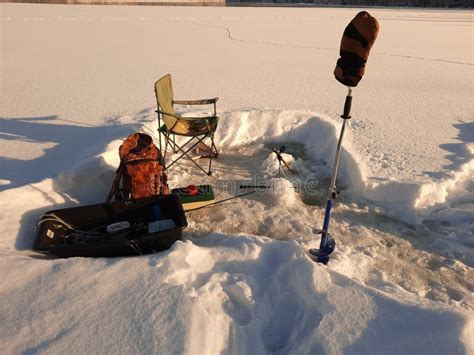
{"left": 154, "top": 74, "right": 219, "bottom": 176}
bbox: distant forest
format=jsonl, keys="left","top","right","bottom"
{"left": 230, "top": 0, "right": 473, "bottom": 7}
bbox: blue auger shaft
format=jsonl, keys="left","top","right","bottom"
{"left": 319, "top": 199, "right": 333, "bottom": 250}
{"left": 319, "top": 87, "right": 352, "bottom": 252}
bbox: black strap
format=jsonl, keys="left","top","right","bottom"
{"left": 105, "top": 163, "right": 124, "bottom": 203}
{"left": 344, "top": 22, "right": 369, "bottom": 48}
{"left": 123, "top": 158, "right": 159, "bottom": 165}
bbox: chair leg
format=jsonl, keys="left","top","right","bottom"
{"left": 157, "top": 112, "right": 163, "bottom": 153}
{"left": 211, "top": 135, "right": 219, "bottom": 157}
{"left": 207, "top": 135, "right": 218, "bottom": 175}
{"left": 167, "top": 136, "right": 213, "bottom": 176}
{"left": 163, "top": 132, "right": 219, "bottom": 176}
{"left": 195, "top": 137, "right": 219, "bottom": 158}
{"left": 163, "top": 132, "right": 182, "bottom": 168}
{"left": 163, "top": 132, "right": 173, "bottom": 162}
{"left": 163, "top": 133, "right": 178, "bottom": 154}
{"left": 208, "top": 154, "right": 213, "bottom": 176}
{"left": 171, "top": 134, "right": 178, "bottom": 153}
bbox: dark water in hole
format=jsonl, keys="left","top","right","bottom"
{"left": 261, "top": 141, "right": 346, "bottom": 207}
{"left": 299, "top": 177, "right": 329, "bottom": 206}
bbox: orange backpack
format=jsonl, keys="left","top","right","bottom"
{"left": 106, "top": 133, "right": 169, "bottom": 202}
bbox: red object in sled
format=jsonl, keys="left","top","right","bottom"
{"left": 184, "top": 185, "right": 199, "bottom": 196}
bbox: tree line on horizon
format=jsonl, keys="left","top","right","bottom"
{"left": 230, "top": 0, "right": 472, "bottom": 7}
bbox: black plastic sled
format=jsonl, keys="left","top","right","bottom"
{"left": 34, "top": 194, "right": 187, "bottom": 258}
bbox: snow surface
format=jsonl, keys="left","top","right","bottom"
{"left": 0, "top": 4, "right": 473, "bottom": 354}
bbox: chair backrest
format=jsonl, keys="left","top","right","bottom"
{"left": 154, "top": 74, "right": 177, "bottom": 130}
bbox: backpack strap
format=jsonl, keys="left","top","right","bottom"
{"left": 105, "top": 163, "right": 124, "bottom": 203}
{"left": 123, "top": 158, "right": 158, "bottom": 165}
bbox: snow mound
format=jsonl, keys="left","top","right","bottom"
{"left": 216, "top": 109, "right": 474, "bottom": 227}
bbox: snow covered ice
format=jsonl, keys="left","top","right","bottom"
{"left": 0, "top": 4, "right": 473, "bottom": 354}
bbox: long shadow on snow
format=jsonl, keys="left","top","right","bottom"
{"left": 5, "top": 115, "right": 139, "bottom": 250}
{"left": 325, "top": 271, "right": 468, "bottom": 355}
{"left": 423, "top": 121, "right": 474, "bottom": 180}
{"left": 332, "top": 206, "right": 473, "bottom": 265}
{"left": 15, "top": 156, "right": 118, "bottom": 251}
{"left": 0, "top": 115, "right": 136, "bottom": 191}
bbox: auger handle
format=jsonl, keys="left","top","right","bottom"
{"left": 341, "top": 87, "right": 352, "bottom": 119}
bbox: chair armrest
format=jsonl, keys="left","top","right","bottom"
{"left": 155, "top": 109, "right": 182, "bottom": 120}
{"left": 173, "top": 97, "right": 219, "bottom": 105}
{"left": 177, "top": 115, "right": 218, "bottom": 122}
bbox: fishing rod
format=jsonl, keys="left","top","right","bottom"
{"left": 185, "top": 190, "right": 257, "bottom": 213}
{"left": 239, "top": 184, "right": 299, "bottom": 190}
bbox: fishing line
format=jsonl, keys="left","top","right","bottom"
{"left": 185, "top": 190, "right": 257, "bottom": 213}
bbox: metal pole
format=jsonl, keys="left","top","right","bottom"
{"left": 309, "top": 87, "right": 352, "bottom": 264}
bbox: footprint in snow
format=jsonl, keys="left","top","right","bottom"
{"left": 222, "top": 279, "right": 255, "bottom": 327}
{"left": 261, "top": 292, "right": 323, "bottom": 353}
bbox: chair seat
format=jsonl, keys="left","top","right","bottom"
{"left": 170, "top": 117, "right": 218, "bottom": 137}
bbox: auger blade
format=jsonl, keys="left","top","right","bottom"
{"left": 307, "top": 233, "right": 336, "bottom": 265}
